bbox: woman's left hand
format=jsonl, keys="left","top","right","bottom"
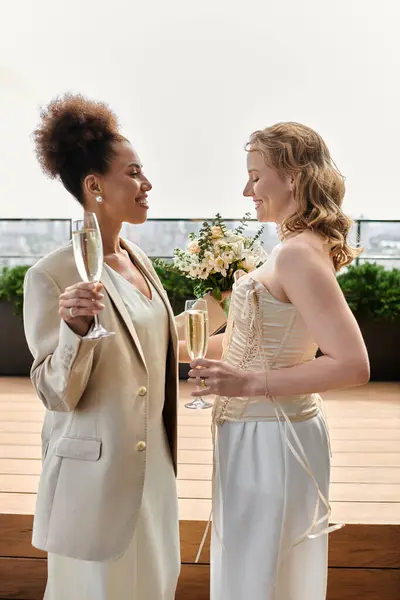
{"left": 188, "top": 358, "right": 249, "bottom": 397}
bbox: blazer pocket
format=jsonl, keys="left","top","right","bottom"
{"left": 56, "top": 437, "right": 102, "bottom": 461}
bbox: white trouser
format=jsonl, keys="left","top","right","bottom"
{"left": 211, "top": 413, "right": 331, "bottom": 600}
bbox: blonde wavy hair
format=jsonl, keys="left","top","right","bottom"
{"left": 246, "top": 122, "right": 361, "bottom": 271}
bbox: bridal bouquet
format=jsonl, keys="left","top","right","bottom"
{"left": 171, "top": 213, "right": 267, "bottom": 301}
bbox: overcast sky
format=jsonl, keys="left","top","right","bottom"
{"left": 1, "top": 0, "right": 399, "bottom": 221}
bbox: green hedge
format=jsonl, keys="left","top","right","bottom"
{"left": 0, "top": 262, "right": 196, "bottom": 317}
{"left": 1, "top": 261, "right": 399, "bottom": 321}
{"left": 0, "top": 266, "right": 30, "bottom": 315}
{"left": 153, "top": 262, "right": 196, "bottom": 314}
{"left": 337, "top": 262, "right": 400, "bottom": 321}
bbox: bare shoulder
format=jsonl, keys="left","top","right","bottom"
{"left": 275, "top": 233, "right": 335, "bottom": 290}
{"left": 277, "top": 233, "right": 330, "bottom": 269}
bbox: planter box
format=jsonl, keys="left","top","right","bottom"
{"left": 171, "top": 297, "right": 190, "bottom": 381}
{"left": 358, "top": 318, "right": 400, "bottom": 381}
{"left": 179, "top": 363, "right": 190, "bottom": 380}
{"left": 0, "top": 300, "right": 32, "bottom": 376}
{"left": 317, "top": 318, "right": 400, "bottom": 381}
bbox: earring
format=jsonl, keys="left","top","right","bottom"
{"left": 96, "top": 195, "right": 103, "bottom": 204}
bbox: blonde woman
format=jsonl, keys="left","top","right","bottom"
{"left": 187, "top": 123, "right": 370, "bottom": 600}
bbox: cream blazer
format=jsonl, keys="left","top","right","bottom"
{"left": 23, "top": 239, "right": 226, "bottom": 561}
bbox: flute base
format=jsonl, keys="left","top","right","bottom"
{"left": 185, "top": 398, "right": 213, "bottom": 410}
{"left": 85, "top": 325, "right": 115, "bottom": 340}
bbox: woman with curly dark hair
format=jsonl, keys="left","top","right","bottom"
{"left": 23, "top": 94, "right": 228, "bottom": 599}
{"left": 187, "top": 123, "right": 370, "bottom": 600}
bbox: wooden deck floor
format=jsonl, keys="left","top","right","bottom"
{"left": 1, "top": 378, "right": 400, "bottom": 599}
{"left": 0, "top": 377, "right": 400, "bottom": 524}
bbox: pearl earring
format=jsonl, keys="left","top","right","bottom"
{"left": 96, "top": 195, "right": 103, "bottom": 204}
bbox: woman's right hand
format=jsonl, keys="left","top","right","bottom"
{"left": 59, "top": 282, "right": 105, "bottom": 337}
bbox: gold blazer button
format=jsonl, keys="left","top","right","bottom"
{"left": 136, "top": 441, "right": 146, "bottom": 452}
{"left": 138, "top": 386, "right": 147, "bottom": 396}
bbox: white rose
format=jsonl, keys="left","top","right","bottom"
{"left": 225, "top": 233, "right": 244, "bottom": 243}
{"left": 211, "top": 226, "right": 224, "bottom": 239}
{"left": 187, "top": 240, "right": 200, "bottom": 254}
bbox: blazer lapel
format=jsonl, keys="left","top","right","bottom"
{"left": 100, "top": 266, "right": 147, "bottom": 368}
{"left": 120, "top": 239, "right": 178, "bottom": 355}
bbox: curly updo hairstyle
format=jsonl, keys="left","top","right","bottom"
{"left": 247, "top": 122, "right": 361, "bottom": 271}
{"left": 33, "top": 93, "right": 125, "bottom": 204}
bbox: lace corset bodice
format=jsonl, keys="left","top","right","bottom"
{"left": 213, "top": 273, "right": 321, "bottom": 424}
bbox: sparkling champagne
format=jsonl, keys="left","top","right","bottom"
{"left": 72, "top": 229, "right": 103, "bottom": 283}
{"left": 185, "top": 309, "right": 209, "bottom": 360}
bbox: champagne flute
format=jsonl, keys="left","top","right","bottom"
{"left": 72, "top": 212, "right": 115, "bottom": 339}
{"left": 185, "top": 299, "right": 212, "bottom": 410}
